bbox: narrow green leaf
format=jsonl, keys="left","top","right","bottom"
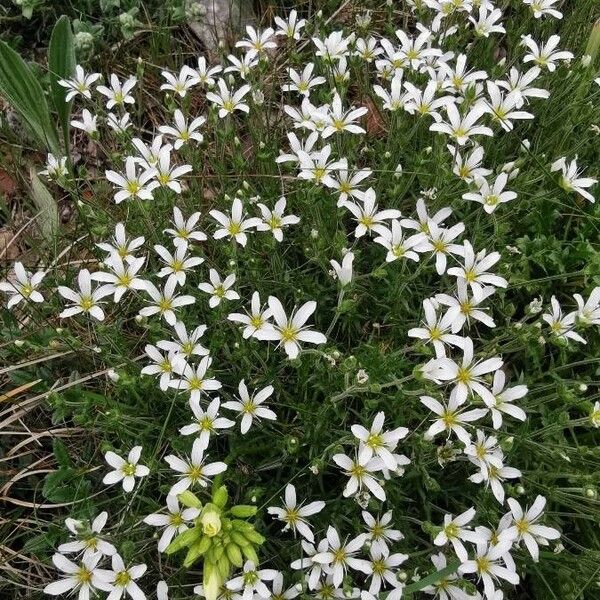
{"left": 49, "top": 16, "right": 76, "bottom": 152}
{"left": 403, "top": 560, "right": 461, "bottom": 597}
{"left": 30, "top": 167, "right": 59, "bottom": 242}
{"left": 0, "top": 41, "right": 60, "bottom": 154}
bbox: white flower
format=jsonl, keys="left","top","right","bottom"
{"left": 97, "top": 223, "right": 144, "bottom": 264}
{"left": 164, "top": 206, "right": 207, "bottom": 246}
{"left": 228, "top": 290, "right": 274, "bottom": 339}
{"left": 447, "top": 240, "right": 507, "bottom": 301}
{"left": 541, "top": 296, "right": 586, "bottom": 343}
{"left": 206, "top": 79, "right": 251, "bottom": 117}
{"left": 495, "top": 66, "right": 549, "bottom": 108}
{"left": 440, "top": 54, "right": 488, "bottom": 95}
{"left": 44, "top": 553, "right": 109, "bottom": 599}
{"left": 58, "top": 269, "right": 113, "bottom": 321}
{"left": 258, "top": 296, "right": 327, "bottom": 359}
{"left": 132, "top": 135, "right": 168, "bottom": 170}
{"left": 105, "top": 157, "right": 157, "bottom": 204}
{"left": 469, "top": 5, "right": 506, "bottom": 37}
{"left": 550, "top": 156, "right": 597, "bottom": 203}
{"left": 153, "top": 145, "right": 192, "bottom": 193}
{"left": 236, "top": 26, "right": 277, "bottom": 53}
{"left": 141, "top": 344, "right": 182, "bottom": 391}
{"left": 408, "top": 298, "right": 465, "bottom": 357}
{"left": 422, "top": 552, "right": 470, "bottom": 600}
{"left": 424, "top": 337, "right": 503, "bottom": 405}
{"left": 297, "top": 145, "right": 346, "bottom": 188}
{"left": 355, "top": 37, "right": 382, "bottom": 62}
{"left": 157, "top": 321, "right": 209, "bottom": 358}
{"left": 139, "top": 278, "right": 195, "bottom": 325}
{"left": 39, "top": 153, "right": 68, "bottom": 179}
{"left": 434, "top": 507, "right": 484, "bottom": 562}
{"left": 364, "top": 545, "right": 408, "bottom": 594}
{"left": 332, "top": 451, "right": 386, "bottom": 501}
{"left": 523, "top": 0, "right": 563, "bottom": 18}
{"left": 420, "top": 390, "right": 488, "bottom": 445}
{"left": 463, "top": 173, "right": 518, "bottom": 214}
{"left": 224, "top": 52, "right": 259, "bottom": 80}
{"left": 574, "top": 287, "right": 600, "bottom": 325}
{"left": 58, "top": 512, "right": 116, "bottom": 559}
{"left": 210, "top": 197, "right": 261, "bottom": 246}
{"left": 168, "top": 355, "right": 222, "bottom": 400}
{"left": 312, "top": 527, "right": 369, "bottom": 588}
{"left": 107, "top": 112, "right": 131, "bottom": 133}
{"left": 274, "top": 9, "right": 306, "bottom": 40}
{"left": 154, "top": 242, "right": 203, "bottom": 286}
{"left": 503, "top": 495, "right": 560, "bottom": 561}
{"left": 0, "top": 262, "right": 45, "bottom": 308}
{"left": 351, "top": 411, "right": 409, "bottom": 470}
{"left": 459, "top": 540, "right": 519, "bottom": 599}
{"left": 483, "top": 82, "right": 534, "bottom": 132}
{"left": 267, "top": 483, "right": 325, "bottom": 542}
{"left": 322, "top": 93, "right": 368, "bottom": 138}
{"left": 330, "top": 251, "right": 354, "bottom": 286}
{"left": 521, "top": 34, "right": 574, "bottom": 72}
{"left": 255, "top": 197, "right": 300, "bottom": 241}
{"left": 435, "top": 279, "right": 496, "bottom": 332}
{"left": 282, "top": 63, "right": 326, "bottom": 97}
{"left": 222, "top": 379, "right": 277, "bottom": 434}
{"left": 165, "top": 438, "right": 227, "bottom": 495}
{"left": 485, "top": 370, "right": 527, "bottom": 429}
{"left": 158, "top": 109, "right": 205, "bottom": 149}
{"left": 430, "top": 101, "right": 493, "bottom": 145}
{"left": 198, "top": 269, "right": 240, "bottom": 308}
{"left": 373, "top": 73, "right": 410, "bottom": 112}
{"left": 102, "top": 446, "right": 149, "bottom": 493}
{"left": 143, "top": 494, "right": 200, "bottom": 552}
{"left": 179, "top": 396, "right": 235, "bottom": 447}
{"left": 312, "top": 31, "right": 354, "bottom": 61}
{"left": 362, "top": 510, "right": 403, "bottom": 554}
{"left": 469, "top": 462, "right": 522, "bottom": 504}
{"left": 401, "top": 197, "right": 452, "bottom": 235}
{"left": 269, "top": 573, "right": 300, "bottom": 600}
{"left": 194, "top": 57, "right": 223, "bottom": 86}
{"left": 226, "top": 560, "right": 278, "bottom": 600}
{"left": 290, "top": 539, "right": 329, "bottom": 590}
{"left": 330, "top": 164, "right": 372, "bottom": 205}
{"left": 70, "top": 108, "right": 98, "bottom": 136}
{"left": 97, "top": 74, "right": 137, "bottom": 109}
{"left": 448, "top": 144, "right": 492, "bottom": 183}
{"left": 91, "top": 255, "right": 147, "bottom": 302}
{"left": 160, "top": 65, "right": 199, "bottom": 97}
{"left": 58, "top": 65, "right": 101, "bottom": 101}
{"left": 343, "top": 188, "right": 402, "bottom": 238}
{"left": 404, "top": 81, "right": 455, "bottom": 120}
{"left": 464, "top": 430, "right": 504, "bottom": 473}
{"left": 99, "top": 554, "right": 147, "bottom": 600}
{"left": 276, "top": 131, "right": 319, "bottom": 164}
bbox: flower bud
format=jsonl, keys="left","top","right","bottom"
{"left": 201, "top": 508, "right": 222, "bottom": 537}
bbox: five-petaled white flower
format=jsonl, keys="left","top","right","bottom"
{"left": 198, "top": 269, "right": 240, "bottom": 308}
{"left": 143, "top": 494, "right": 200, "bottom": 552}
{"left": 58, "top": 268, "right": 113, "bottom": 321}
{"left": 258, "top": 296, "right": 327, "bottom": 359}
{"left": 267, "top": 483, "right": 325, "bottom": 543}
{"left": 102, "top": 446, "right": 149, "bottom": 493}
{"left": 0, "top": 262, "right": 45, "bottom": 308}
{"left": 222, "top": 379, "right": 277, "bottom": 434}
{"left": 165, "top": 438, "right": 227, "bottom": 495}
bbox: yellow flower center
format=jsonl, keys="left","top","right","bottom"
{"left": 280, "top": 325, "right": 298, "bottom": 342}
{"left": 115, "top": 570, "right": 132, "bottom": 587}
{"left": 79, "top": 296, "right": 95, "bottom": 311}
{"left": 442, "top": 410, "right": 457, "bottom": 427}
{"left": 158, "top": 298, "right": 172, "bottom": 312}
{"left": 76, "top": 566, "right": 93, "bottom": 584}
{"left": 228, "top": 222, "right": 242, "bottom": 236}
{"left": 122, "top": 463, "right": 136, "bottom": 477}
{"left": 456, "top": 367, "right": 472, "bottom": 384}
{"left": 126, "top": 180, "right": 141, "bottom": 195}
{"left": 188, "top": 465, "right": 203, "bottom": 481}
{"left": 250, "top": 315, "right": 264, "bottom": 329}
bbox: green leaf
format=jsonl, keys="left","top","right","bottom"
{"left": 30, "top": 167, "right": 59, "bottom": 242}
{"left": 49, "top": 16, "right": 76, "bottom": 151}
{"left": 52, "top": 438, "right": 72, "bottom": 469}
{"left": 0, "top": 40, "right": 60, "bottom": 154}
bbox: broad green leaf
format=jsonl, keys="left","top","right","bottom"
{"left": 30, "top": 167, "right": 59, "bottom": 242}
{"left": 49, "top": 16, "right": 76, "bottom": 152}
{"left": 0, "top": 41, "right": 60, "bottom": 154}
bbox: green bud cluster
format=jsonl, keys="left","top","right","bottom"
{"left": 165, "top": 486, "right": 264, "bottom": 600}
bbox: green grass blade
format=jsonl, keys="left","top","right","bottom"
{"left": 0, "top": 40, "right": 60, "bottom": 154}
{"left": 48, "top": 15, "right": 76, "bottom": 153}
